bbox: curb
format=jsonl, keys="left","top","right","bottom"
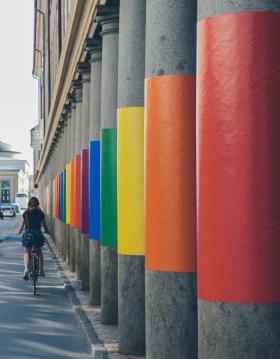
{"left": 45, "top": 237, "right": 109, "bottom": 359}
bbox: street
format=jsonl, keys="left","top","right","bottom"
{"left": 0, "top": 215, "right": 91, "bottom": 359}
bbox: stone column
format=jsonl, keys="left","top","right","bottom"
{"left": 51, "top": 150, "right": 56, "bottom": 234}
{"left": 197, "top": 2, "right": 280, "bottom": 358}
{"left": 65, "top": 103, "right": 71, "bottom": 265}
{"left": 54, "top": 132, "right": 61, "bottom": 250}
{"left": 87, "top": 38, "right": 102, "bottom": 306}
{"left": 63, "top": 107, "right": 70, "bottom": 260}
{"left": 145, "top": 1, "right": 197, "bottom": 359}
{"left": 49, "top": 154, "right": 54, "bottom": 233}
{"left": 78, "top": 62, "right": 91, "bottom": 291}
{"left": 117, "top": 0, "right": 145, "bottom": 355}
{"left": 98, "top": 8, "right": 119, "bottom": 325}
{"left": 60, "top": 115, "right": 67, "bottom": 260}
{"left": 56, "top": 124, "right": 62, "bottom": 254}
{"left": 69, "top": 93, "right": 77, "bottom": 272}
{"left": 73, "top": 83, "right": 83, "bottom": 280}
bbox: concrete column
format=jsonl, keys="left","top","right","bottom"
{"left": 117, "top": 0, "right": 145, "bottom": 355}
{"left": 69, "top": 95, "right": 77, "bottom": 272}
{"left": 47, "top": 156, "right": 52, "bottom": 229}
{"left": 54, "top": 134, "right": 61, "bottom": 250}
{"left": 60, "top": 117, "right": 66, "bottom": 260}
{"left": 197, "top": 2, "right": 280, "bottom": 358}
{"left": 51, "top": 152, "right": 55, "bottom": 234}
{"left": 65, "top": 105, "right": 71, "bottom": 265}
{"left": 87, "top": 38, "right": 102, "bottom": 307}
{"left": 74, "top": 83, "right": 83, "bottom": 280}
{"left": 62, "top": 108, "right": 69, "bottom": 260}
{"left": 78, "top": 62, "right": 91, "bottom": 291}
{"left": 58, "top": 126, "right": 63, "bottom": 255}
{"left": 59, "top": 125, "right": 64, "bottom": 255}
{"left": 145, "top": 1, "right": 197, "bottom": 359}
{"left": 98, "top": 9, "right": 119, "bottom": 325}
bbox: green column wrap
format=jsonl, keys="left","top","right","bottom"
{"left": 101, "top": 128, "right": 117, "bottom": 247}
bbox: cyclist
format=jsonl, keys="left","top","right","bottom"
{"left": 17, "top": 197, "right": 50, "bottom": 280}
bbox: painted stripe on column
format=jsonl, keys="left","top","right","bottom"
{"left": 54, "top": 177, "right": 56, "bottom": 218}
{"left": 74, "top": 155, "right": 81, "bottom": 229}
{"left": 101, "top": 128, "right": 117, "bottom": 248}
{"left": 66, "top": 164, "right": 71, "bottom": 224}
{"left": 50, "top": 184, "right": 52, "bottom": 215}
{"left": 55, "top": 176, "right": 59, "bottom": 219}
{"left": 145, "top": 75, "right": 196, "bottom": 272}
{"left": 118, "top": 107, "right": 144, "bottom": 255}
{"left": 198, "top": 12, "right": 280, "bottom": 303}
{"left": 46, "top": 185, "right": 49, "bottom": 215}
{"left": 89, "top": 141, "right": 100, "bottom": 240}
{"left": 61, "top": 172, "right": 64, "bottom": 222}
{"left": 70, "top": 160, "right": 75, "bottom": 228}
{"left": 81, "top": 149, "right": 89, "bottom": 234}
{"left": 48, "top": 186, "right": 50, "bottom": 215}
{"left": 57, "top": 173, "right": 61, "bottom": 219}
{"left": 63, "top": 168, "right": 67, "bottom": 223}
{"left": 60, "top": 172, "right": 63, "bottom": 222}
{"left": 52, "top": 179, "right": 55, "bottom": 218}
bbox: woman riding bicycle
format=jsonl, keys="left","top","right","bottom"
{"left": 17, "top": 197, "right": 50, "bottom": 280}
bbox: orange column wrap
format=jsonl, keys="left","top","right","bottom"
{"left": 145, "top": 75, "right": 196, "bottom": 272}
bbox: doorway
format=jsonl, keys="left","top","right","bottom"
{"left": 1, "top": 181, "right": 10, "bottom": 203}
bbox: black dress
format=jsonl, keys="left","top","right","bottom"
{"left": 22, "top": 209, "right": 45, "bottom": 248}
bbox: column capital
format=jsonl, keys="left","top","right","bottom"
{"left": 85, "top": 38, "right": 102, "bottom": 63}
{"left": 72, "top": 80, "right": 83, "bottom": 103}
{"left": 62, "top": 104, "right": 71, "bottom": 125}
{"left": 94, "top": 5, "right": 119, "bottom": 36}
{"left": 77, "top": 62, "right": 91, "bottom": 82}
{"left": 67, "top": 93, "right": 76, "bottom": 108}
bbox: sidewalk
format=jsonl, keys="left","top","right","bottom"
{"left": 46, "top": 235, "right": 146, "bottom": 359}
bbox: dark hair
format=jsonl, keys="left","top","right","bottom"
{"left": 28, "top": 197, "right": 40, "bottom": 209}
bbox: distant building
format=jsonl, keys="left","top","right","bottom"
{"left": 0, "top": 141, "right": 30, "bottom": 203}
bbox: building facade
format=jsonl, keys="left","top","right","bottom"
{"left": 0, "top": 141, "right": 30, "bottom": 204}
{"left": 31, "top": 1, "right": 280, "bottom": 359}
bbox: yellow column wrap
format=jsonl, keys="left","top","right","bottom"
{"left": 117, "top": 107, "right": 145, "bottom": 255}
{"left": 66, "top": 163, "right": 71, "bottom": 224}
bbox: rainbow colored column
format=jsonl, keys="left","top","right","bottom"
{"left": 145, "top": 1, "right": 197, "bottom": 358}
{"left": 64, "top": 106, "right": 72, "bottom": 265}
{"left": 78, "top": 63, "right": 91, "bottom": 291}
{"left": 117, "top": 0, "right": 145, "bottom": 355}
{"left": 73, "top": 83, "right": 83, "bottom": 280}
{"left": 68, "top": 95, "right": 77, "bottom": 272}
{"left": 197, "top": 2, "right": 280, "bottom": 358}
{"left": 87, "top": 38, "right": 102, "bottom": 307}
{"left": 99, "top": 11, "right": 119, "bottom": 325}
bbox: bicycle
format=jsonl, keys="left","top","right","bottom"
{"left": 29, "top": 245, "right": 41, "bottom": 295}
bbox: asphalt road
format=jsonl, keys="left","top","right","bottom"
{"left": 0, "top": 215, "right": 91, "bottom": 359}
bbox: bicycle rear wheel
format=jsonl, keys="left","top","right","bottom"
{"left": 32, "top": 256, "right": 38, "bottom": 295}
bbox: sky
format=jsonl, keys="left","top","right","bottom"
{"left": 0, "top": 0, "right": 38, "bottom": 173}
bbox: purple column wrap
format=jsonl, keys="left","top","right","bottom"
{"left": 81, "top": 149, "right": 89, "bottom": 234}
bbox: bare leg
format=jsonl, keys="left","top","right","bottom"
{"left": 23, "top": 248, "right": 30, "bottom": 270}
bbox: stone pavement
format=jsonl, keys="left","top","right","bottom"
{"left": 46, "top": 234, "right": 146, "bottom": 359}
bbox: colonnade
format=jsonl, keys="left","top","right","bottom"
{"left": 39, "top": 1, "right": 280, "bottom": 358}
